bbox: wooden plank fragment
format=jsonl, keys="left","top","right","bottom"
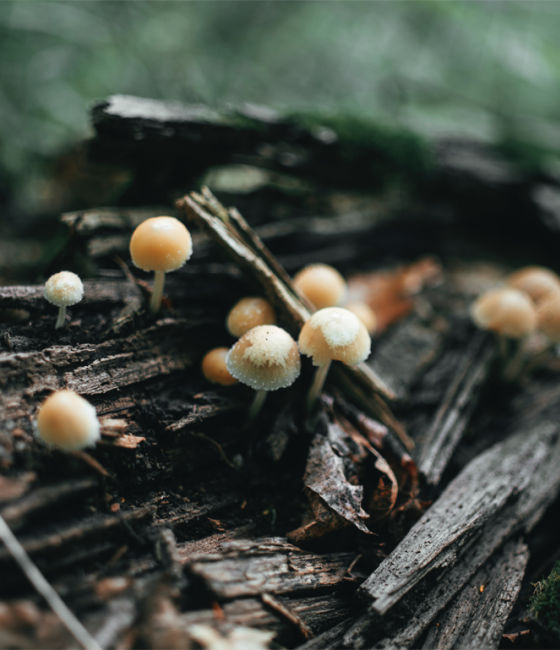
{"left": 188, "top": 537, "right": 358, "bottom": 600}
{"left": 422, "top": 538, "right": 529, "bottom": 649}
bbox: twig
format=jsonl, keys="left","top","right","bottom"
{"left": 0, "top": 513, "right": 102, "bottom": 650}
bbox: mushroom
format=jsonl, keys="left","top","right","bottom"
{"left": 293, "top": 264, "right": 347, "bottom": 310}
{"left": 202, "top": 348, "right": 238, "bottom": 386}
{"left": 299, "top": 307, "right": 371, "bottom": 418}
{"left": 344, "top": 301, "right": 377, "bottom": 335}
{"left": 507, "top": 266, "right": 560, "bottom": 305}
{"left": 226, "top": 297, "right": 276, "bottom": 338}
{"left": 226, "top": 325, "right": 301, "bottom": 426}
{"left": 36, "top": 390, "right": 100, "bottom": 450}
{"left": 536, "top": 292, "right": 560, "bottom": 343}
{"left": 129, "top": 216, "right": 192, "bottom": 313}
{"left": 470, "top": 287, "right": 538, "bottom": 380}
{"left": 44, "top": 271, "right": 84, "bottom": 329}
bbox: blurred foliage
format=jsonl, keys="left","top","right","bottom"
{"left": 3, "top": 1, "right": 560, "bottom": 216}
{"left": 530, "top": 561, "right": 560, "bottom": 636}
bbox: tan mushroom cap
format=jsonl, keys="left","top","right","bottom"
{"left": 345, "top": 301, "right": 377, "bottom": 335}
{"left": 226, "top": 325, "right": 301, "bottom": 391}
{"left": 507, "top": 266, "right": 560, "bottom": 304}
{"left": 36, "top": 390, "right": 100, "bottom": 450}
{"left": 44, "top": 271, "right": 84, "bottom": 307}
{"left": 536, "top": 293, "right": 560, "bottom": 342}
{"left": 298, "top": 307, "right": 371, "bottom": 367}
{"left": 293, "top": 264, "right": 347, "bottom": 310}
{"left": 226, "top": 297, "right": 276, "bottom": 338}
{"left": 202, "top": 348, "right": 238, "bottom": 386}
{"left": 130, "top": 216, "right": 192, "bottom": 272}
{"left": 470, "top": 287, "right": 537, "bottom": 338}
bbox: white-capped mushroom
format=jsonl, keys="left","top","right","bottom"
{"left": 507, "top": 266, "right": 560, "bottom": 305}
{"left": 36, "top": 390, "right": 100, "bottom": 450}
{"left": 226, "top": 297, "right": 276, "bottom": 338}
{"left": 44, "top": 271, "right": 84, "bottom": 329}
{"left": 293, "top": 264, "right": 347, "bottom": 310}
{"left": 226, "top": 325, "right": 301, "bottom": 426}
{"left": 345, "top": 301, "right": 377, "bottom": 335}
{"left": 299, "top": 307, "right": 371, "bottom": 418}
{"left": 129, "top": 216, "right": 192, "bottom": 313}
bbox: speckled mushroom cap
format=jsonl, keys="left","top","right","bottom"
{"left": 293, "top": 264, "right": 347, "bottom": 310}
{"left": 226, "top": 297, "right": 277, "bottom": 338}
{"left": 298, "top": 307, "right": 371, "bottom": 367}
{"left": 226, "top": 325, "right": 301, "bottom": 391}
{"left": 507, "top": 266, "right": 560, "bottom": 304}
{"left": 36, "top": 390, "right": 100, "bottom": 450}
{"left": 130, "top": 216, "right": 192, "bottom": 272}
{"left": 470, "top": 287, "right": 537, "bottom": 338}
{"left": 44, "top": 272, "right": 84, "bottom": 307}
{"left": 202, "top": 348, "right": 238, "bottom": 386}
{"left": 536, "top": 293, "right": 560, "bottom": 342}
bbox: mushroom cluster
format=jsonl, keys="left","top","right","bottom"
{"left": 470, "top": 265, "right": 560, "bottom": 380}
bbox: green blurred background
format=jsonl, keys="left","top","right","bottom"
{"left": 2, "top": 0, "right": 560, "bottom": 217}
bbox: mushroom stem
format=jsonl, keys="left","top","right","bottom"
{"left": 246, "top": 389, "right": 267, "bottom": 428}
{"left": 306, "top": 360, "right": 332, "bottom": 417}
{"left": 502, "top": 336, "right": 530, "bottom": 382}
{"left": 498, "top": 333, "right": 508, "bottom": 361}
{"left": 151, "top": 271, "right": 166, "bottom": 314}
{"left": 55, "top": 306, "right": 67, "bottom": 329}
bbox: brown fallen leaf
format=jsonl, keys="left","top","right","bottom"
{"left": 347, "top": 256, "right": 442, "bottom": 333}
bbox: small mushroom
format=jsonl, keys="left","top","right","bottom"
{"left": 226, "top": 325, "right": 301, "bottom": 426}
{"left": 470, "top": 287, "right": 537, "bottom": 380}
{"left": 299, "top": 307, "right": 371, "bottom": 419}
{"left": 507, "top": 266, "right": 560, "bottom": 305}
{"left": 44, "top": 271, "right": 84, "bottom": 329}
{"left": 202, "top": 348, "right": 238, "bottom": 386}
{"left": 536, "top": 291, "right": 560, "bottom": 343}
{"left": 226, "top": 297, "right": 276, "bottom": 338}
{"left": 293, "top": 264, "right": 347, "bottom": 310}
{"left": 36, "top": 390, "right": 100, "bottom": 450}
{"left": 345, "top": 301, "right": 377, "bottom": 335}
{"left": 129, "top": 216, "right": 192, "bottom": 313}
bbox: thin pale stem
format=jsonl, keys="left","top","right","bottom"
{"left": 55, "top": 306, "right": 66, "bottom": 329}
{"left": 151, "top": 271, "right": 166, "bottom": 313}
{"left": 246, "top": 389, "right": 267, "bottom": 428}
{"left": 498, "top": 333, "right": 508, "bottom": 361}
{"left": 0, "top": 514, "right": 102, "bottom": 650}
{"left": 307, "top": 360, "right": 331, "bottom": 417}
{"left": 502, "top": 336, "right": 529, "bottom": 382}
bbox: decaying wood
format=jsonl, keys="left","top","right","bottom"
{"left": 187, "top": 537, "right": 359, "bottom": 600}
{"left": 331, "top": 382, "right": 560, "bottom": 648}
{"left": 422, "top": 537, "right": 529, "bottom": 649}
{"left": 417, "top": 330, "right": 496, "bottom": 485}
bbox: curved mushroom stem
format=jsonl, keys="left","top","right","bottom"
{"left": 55, "top": 306, "right": 67, "bottom": 329}
{"left": 246, "top": 389, "right": 267, "bottom": 429}
{"left": 306, "top": 360, "right": 332, "bottom": 418}
{"left": 151, "top": 271, "right": 166, "bottom": 314}
{"left": 502, "top": 335, "right": 532, "bottom": 382}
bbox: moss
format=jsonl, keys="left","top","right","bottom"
{"left": 286, "top": 111, "right": 433, "bottom": 189}
{"left": 529, "top": 560, "right": 560, "bottom": 635}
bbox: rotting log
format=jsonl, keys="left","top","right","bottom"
{"left": 422, "top": 537, "right": 529, "bottom": 649}
{"left": 332, "top": 382, "right": 560, "bottom": 649}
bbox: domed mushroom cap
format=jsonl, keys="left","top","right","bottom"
{"left": 345, "top": 301, "right": 377, "bottom": 335}
{"left": 299, "top": 307, "right": 371, "bottom": 367}
{"left": 507, "top": 266, "right": 560, "bottom": 304}
{"left": 226, "top": 325, "right": 301, "bottom": 391}
{"left": 470, "top": 287, "right": 537, "bottom": 338}
{"left": 44, "top": 272, "right": 84, "bottom": 307}
{"left": 293, "top": 264, "right": 347, "bottom": 310}
{"left": 130, "top": 216, "right": 192, "bottom": 272}
{"left": 36, "top": 390, "right": 100, "bottom": 450}
{"left": 226, "top": 297, "right": 276, "bottom": 338}
{"left": 536, "top": 293, "right": 560, "bottom": 342}
{"left": 202, "top": 348, "right": 238, "bottom": 386}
